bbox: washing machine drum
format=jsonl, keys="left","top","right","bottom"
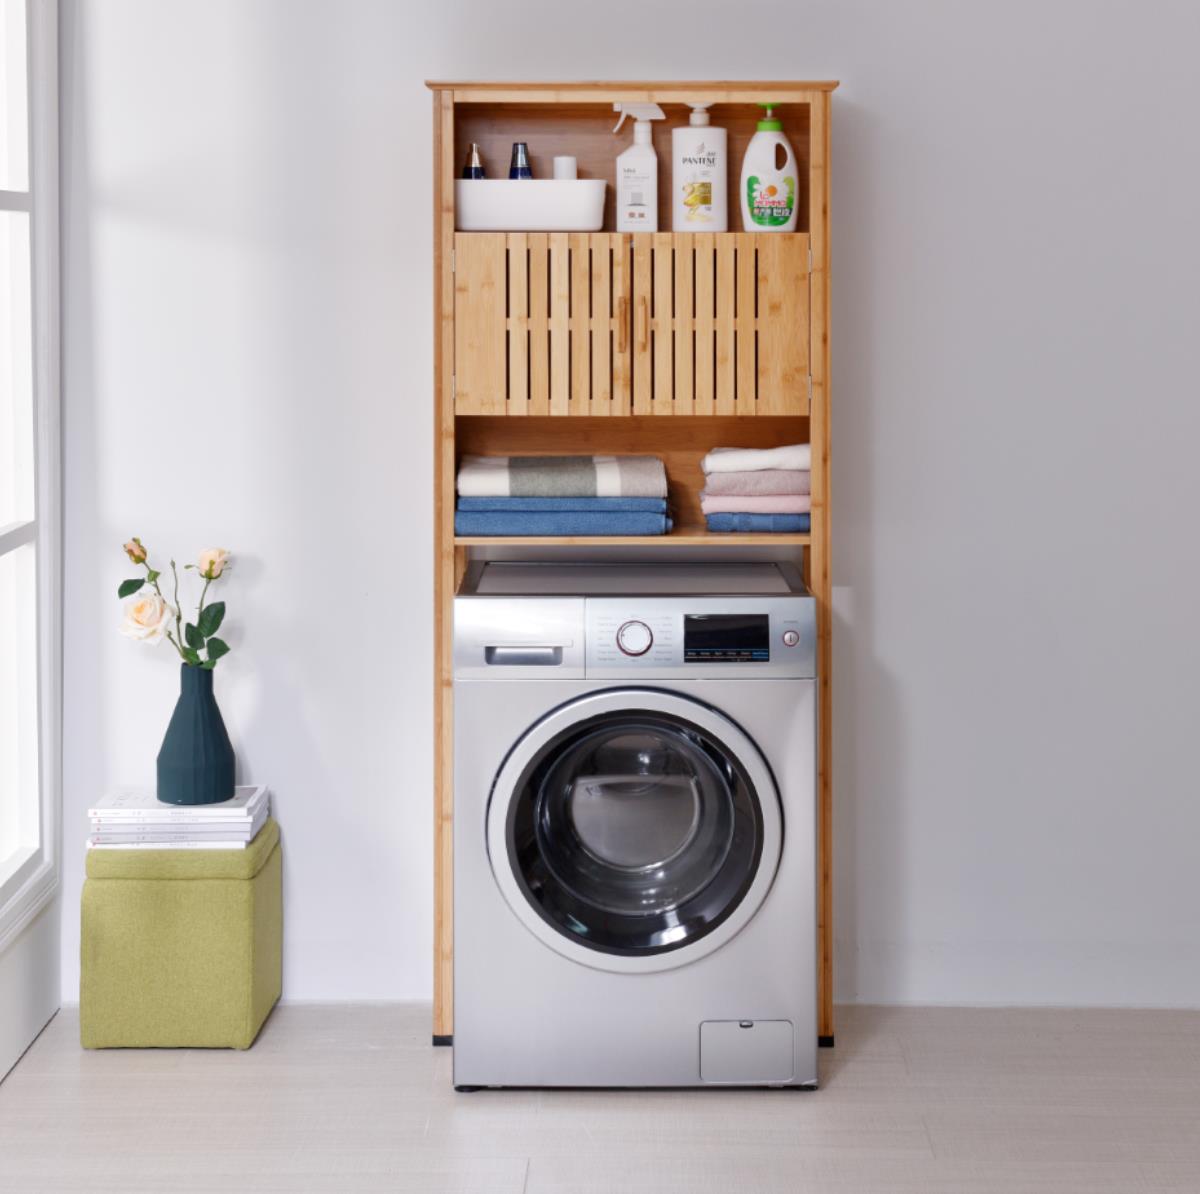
{"left": 487, "top": 689, "right": 783, "bottom": 974}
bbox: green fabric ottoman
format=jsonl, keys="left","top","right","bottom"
{"left": 81, "top": 818, "right": 282, "bottom": 1049}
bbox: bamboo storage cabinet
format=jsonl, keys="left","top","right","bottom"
{"left": 430, "top": 80, "right": 836, "bottom": 1044}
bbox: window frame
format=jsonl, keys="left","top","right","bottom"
{"left": 0, "top": 0, "right": 60, "bottom": 951}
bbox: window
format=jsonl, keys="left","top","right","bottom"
{"left": 0, "top": 0, "right": 59, "bottom": 948}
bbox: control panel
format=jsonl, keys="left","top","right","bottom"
{"left": 584, "top": 596, "right": 816, "bottom": 679}
{"left": 454, "top": 585, "right": 817, "bottom": 681}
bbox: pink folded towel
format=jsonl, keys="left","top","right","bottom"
{"left": 700, "top": 494, "right": 812, "bottom": 515}
{"left": 701, "top": 469, "right": 810, "bottom": 497}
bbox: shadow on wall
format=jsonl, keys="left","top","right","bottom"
{"left": 830, "top": 96, "right": 909, "bottom": 1006}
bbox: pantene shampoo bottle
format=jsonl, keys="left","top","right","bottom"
{"left": 740, "top": 104, "right": 799, "bottom": 232}
{"left": 613, "top": 102, "right": 665, "bottom": 231}
{"left": 672, "top": 104, "right": 727, "bottom": 230}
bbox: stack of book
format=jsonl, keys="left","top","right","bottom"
{"left": 87, "top": 784, "right": 270, "bottom": 850}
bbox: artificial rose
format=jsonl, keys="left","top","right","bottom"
{"left": 124, "top": 537, "right": 147, "bottom": 564}
{"left": 198, "top": 548, "right": 229, "bottom": 579}
{"left": 120, "top": 593, "right": 172, "bottom": 644}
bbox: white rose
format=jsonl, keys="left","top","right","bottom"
{"left": 198, "top": 548, "right": 230, "bottom": 579}
{"left": 120, "top": 593, "right": 173, "bottom": 644}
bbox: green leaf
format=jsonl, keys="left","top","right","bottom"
{"left": 205, "top": 637, "right": 230, "bottom": 664}
{"left": 182, "top": 647, "right": 202, "bottom": 666}
{"left": 185, "top": 622, "right": 204, "bottom": 649}
{"left": 197, "top": 602, "right": 225, "bottom": 638}
{"left": 118, "top": 578, "right": 145, "bottom": 599}
{"left": 146, "top": 569, "right": 160, "bottom": 583}
{"left": 200, "top": 660, "right": 217, "bottom": 670}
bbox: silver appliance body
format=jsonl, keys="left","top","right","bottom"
{"left": 453, "top": 563, "right": 818, "bottom": 1089}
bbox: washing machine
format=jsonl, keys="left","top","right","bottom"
{"left": 452, "top": 561, "right": 817, "bottom": 1089}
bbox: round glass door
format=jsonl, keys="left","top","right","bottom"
{"left": 487, "top": 689, "right": 782, "bottom": 974}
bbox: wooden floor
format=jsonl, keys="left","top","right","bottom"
{"left": 2, "top": 1005, "right": 1199, "bottom": 1192}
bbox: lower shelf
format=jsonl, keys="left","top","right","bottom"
{"left": 454, "top": 529, "right": 812, "bottom": 547}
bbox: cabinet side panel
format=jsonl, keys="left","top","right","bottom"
{"left": 808, "top": 91, "right": 833, "bottom": 1042}
{"left": 433, "top": 91, "right": 456, "bottom": 1040}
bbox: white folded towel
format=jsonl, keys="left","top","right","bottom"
{"left": 701, "top": 444, "right": 811, "bottom": 475}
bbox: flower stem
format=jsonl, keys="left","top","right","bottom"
{"left": 170, "top": 560, "right": 184, "bottom": 656}
{"left": 145, "top": 558, "right": 187, "bottom": 661}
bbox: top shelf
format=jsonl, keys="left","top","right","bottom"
{"left": 427, "top": 81, "right": 839, "bottom": 104}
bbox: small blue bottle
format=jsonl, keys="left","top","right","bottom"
{"left": 508, "top": 142, "right": 533, "bottom": 180}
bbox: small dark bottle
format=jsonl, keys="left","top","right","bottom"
{"left": 508, "top": 142, "right": 533, "bottom": 180}
{"left": 461, "top": 143, "right": 486, "bottom": 180}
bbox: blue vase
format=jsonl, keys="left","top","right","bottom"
{"left": 156, "top": 664, "right": 236, "bottom": 805}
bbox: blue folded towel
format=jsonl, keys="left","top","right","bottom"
{"left": 457, "top": 497, "right": 668, "bottom": 513}
{"left": 455, "top": 511, "right": 673, "bottom": 536}
{"left": 705, "top": 513, "right": 811, "bottom": 533}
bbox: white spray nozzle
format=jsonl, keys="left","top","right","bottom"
{"left": 613, "top": 102, "right": 666, "bottom": 133}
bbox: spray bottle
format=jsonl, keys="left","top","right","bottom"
{"left": 613, "top": 102, "right": 665, "bottom": 231}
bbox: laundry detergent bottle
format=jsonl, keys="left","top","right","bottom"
{"left": 740, "top": 105, "right": 799, "bottom": 232}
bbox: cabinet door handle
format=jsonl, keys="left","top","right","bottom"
{"left": 637, "top": 296, "right": 649, "bottom": 352}
{"left": 616, "top": 296, "right": 628, "bottom": 354}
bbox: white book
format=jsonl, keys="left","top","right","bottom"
{"left": 88, "top": 784, "right": 268, "bottom": 823}
{"left": 86, "top": 836, "right": 257, "bottom": 851}
{"left": 89, "top": 816, "right": 265, "bottom": 835}
{"left": 89, "top": 811, "right": 269, "bottom": 845}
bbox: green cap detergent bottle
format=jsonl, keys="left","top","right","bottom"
{"left": 739, "top": 105, "right": 799, "bottom": 232}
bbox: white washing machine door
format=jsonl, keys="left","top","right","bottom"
{"left": 486, "top": 688, "right": 783, "bottom": 975}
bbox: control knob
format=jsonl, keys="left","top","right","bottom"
{"left": 616, "top": 620, "right": 654, "bottom": 657}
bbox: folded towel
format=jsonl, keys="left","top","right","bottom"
{"left": 458, "top": 455, "right": 668, "bottom": 498}
{"left": 700, "top": 494, "right": 812, "bottom": 515}
{"left": 455, "top": 511, "right": 673, "bottom": 536}
{"left": 701, "top": 469, "right": 810, "bottom": 497}
{"left": 457, "top": 496, "right": 667, "bottom": 513}
{"left": 701, "top": 444, "right": 811, "bottom": 475}
{"left": 705, "top": 513, "right": 811, "bottom": 533}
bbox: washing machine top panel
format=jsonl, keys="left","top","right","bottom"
{"left": 470, "top": 562, "right": 800, "bottom": 597}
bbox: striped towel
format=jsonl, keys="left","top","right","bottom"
{"left": 701, "top": 444, "right": 811, "bottom": 475}
{"left": 457, "top": 455, "right": 668, "bottom": 498}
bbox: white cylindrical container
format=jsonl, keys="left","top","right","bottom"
{"left": 739, "top": 105, "right": 799, "bottom": 232}
{"left": 672, "top": 105, "right": 727, "bottom": 231}
{"left": 553, "top": 156, "right": 578, "bottom": 180}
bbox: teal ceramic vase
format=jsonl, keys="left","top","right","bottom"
{"left": 156, "top": 664, "right": 235, "bottom": 805}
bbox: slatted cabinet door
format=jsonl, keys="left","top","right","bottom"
{"left": 454, "top": 233, "right": 632, "bottom": 417}
{"left": 454, "top": 232, "right": 810, "bottom": 416}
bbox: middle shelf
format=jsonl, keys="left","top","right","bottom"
{"left": 452, "top": 414, "right": 813, "bottom": 547}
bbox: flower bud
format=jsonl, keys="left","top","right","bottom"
{"left": 198, "top": 547, "right": 230, "bottom": 579}
{"left": 124, "top": 538, "right": 147, "bottom": 564}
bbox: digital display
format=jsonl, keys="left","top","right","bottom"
{"left": 684, "top": 614, "right": 770, "bottom": 663}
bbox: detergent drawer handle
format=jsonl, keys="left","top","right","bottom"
{"left": 484, "top": 646, "right": 564, "bottom": 667}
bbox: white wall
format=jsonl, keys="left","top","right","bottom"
{"left": 60, "top": 0, "right": 1200, "bottom": 1007}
